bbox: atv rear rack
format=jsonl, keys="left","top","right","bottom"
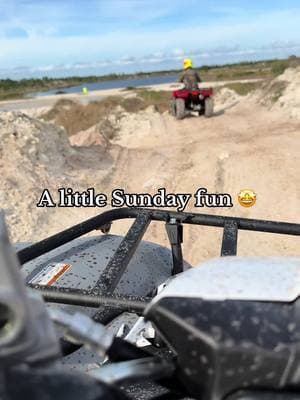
{"left": 18, "top": 207, "right": 300, "bottom": 277}
{"left": 16, "top": 207, "right": 300, "bottom": 334}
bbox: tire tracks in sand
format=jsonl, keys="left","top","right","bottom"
{"left": 101, "top": 99, "right": 300, "bottom": 266}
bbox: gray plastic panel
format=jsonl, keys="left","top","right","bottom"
{"left": 152, "top": 256, "right": 300, "bottom": 303}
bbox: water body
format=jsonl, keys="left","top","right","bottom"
{"left": 34, "top": 74, "right": 179, "bottom": 97}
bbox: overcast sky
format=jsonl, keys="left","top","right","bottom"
{"left": 1, "top": 0, "right": 300, "bottom": 79}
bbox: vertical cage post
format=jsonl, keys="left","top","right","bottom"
{"left": 221, "top": 220, "right": 238, "bottom": 256}
{"left": 166, "top": 218, "right": 184, "bottom": 275}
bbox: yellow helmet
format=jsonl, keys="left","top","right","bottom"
{"left": 183, "top": 58, "right": 193, "bottom": 69}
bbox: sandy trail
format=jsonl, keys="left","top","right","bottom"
{"left": 99, "top": 98, "right": 300, "bottom": 265}
{"left": 1, "top": 77, "right": 299, "bottom": 267}
{"left": 30, "top": 96, "right": 298, "bottom": 266}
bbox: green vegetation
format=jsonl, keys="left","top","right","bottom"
{"left": 270, "top": 60, "right": 290, "bottom": 76}
{"left": 268, "top": 81, "right": 287, "bottom": 103}
{"left": 220, "top": 81, "right": 261, "bottom": 96}
{"left": 132, "top": 89, "right": 171, "bottom": 112}
{"left": 41, "top": 90, "right": 172, "bottom": 136}
{"left": 42, "top": 97, "right": 126, "bottom": 136}
{"left": 1, "top": 56, "right": 299, "bottom": 101}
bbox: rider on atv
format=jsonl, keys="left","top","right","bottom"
{"left": 178, "top": 58, "right": 202, "bottom": 90}
{"left": 172, "top": 58, "right": 212, "bottom": 119}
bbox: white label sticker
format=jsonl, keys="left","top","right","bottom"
{"left": 29, "top": 263, "right": 71, "bottom": 286}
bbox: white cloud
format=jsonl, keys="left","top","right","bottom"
{"left": 3, "top": 39, "right": 300, "bottom": 79}
{"left": 1, "top": 4, "right": 300, "bottom": 77}
{"left": 31, "top": 65, "right": 56, "bottom": 72}
{"left": 2, "top": 8, "right": 300, "bottom": 65}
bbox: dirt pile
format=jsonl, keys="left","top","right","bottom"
{"left": 0, "top": 111, "right": 71, "bottom": 239}
{"left": 0, "top": 111, "right": 112, "bottom": 240}
{"left": 40, "top": 91, "right": 171, "bottom": 141}
{"left": 68, "top": 104, "right": 162, "bottom": 148}
{"left": 0, "top": 111, "right": 74, "bottom": 172}
{"left": 110, "top": 105, "right": 162, "bottom": 146}
{"left": 273, "top": 66, "right": 300, "bottom": 118}
{"left": 69, "top": 124, "right": 109, "bottom": 147}
{"left": 41, "top": 92, "right": 166, "bottom": 148}
{"left": 214, "top": 87, "right": 240, "bottom": 111}
{"left": 277, "top": 66, "right": 300, "bottom": 83}
{"left": 41, "top": 95, "right": 146, "bottom": 137}
{"left": 41, "top": 97, "right": 122, "bottom": 136}
{"left": 251, "top": 67, "right": 300, "bottom": 118}
{"left": 19, "top": 106, "right": 51, "bottom": 119}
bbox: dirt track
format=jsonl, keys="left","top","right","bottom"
{"left": 100, "top": 97, "right": 300, "bottom": 265}
{"left": 29, "top": 95, "right": 300, "bottom": 266}
{"left": 1, "top": 77, "right": 299, "bottom": 266}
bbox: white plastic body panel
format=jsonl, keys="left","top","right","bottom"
{"left": 152, "top": 257, "right": 300, "bottom": 303}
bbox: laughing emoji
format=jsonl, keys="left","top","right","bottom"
{"left": 238, "top": 189, "right": 256, "bottom": 207}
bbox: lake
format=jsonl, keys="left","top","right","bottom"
{"left": 34, "top": 73, "right": 179, "bottom": 97}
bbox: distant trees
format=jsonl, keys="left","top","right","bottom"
{"left": 0, "top": 56, "right": 299, "bottom": 101}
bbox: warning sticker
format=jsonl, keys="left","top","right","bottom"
{"left": 29, "top": 263, "right": 71, "bottom": 286}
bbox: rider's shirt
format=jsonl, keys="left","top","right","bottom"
{"left": 178, "top": 68, "right": 201, "bottom": 90}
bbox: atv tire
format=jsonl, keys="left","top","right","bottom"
{"left": 175, "top": 98, "right": 185, "bottom": 120}
{"left": 204, "top": 97, "right": 214, "bottom": 118}
{"left": 170, "top": 99, "right": 176, "bottom": 116}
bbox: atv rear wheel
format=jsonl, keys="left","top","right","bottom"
{"left": 170, "top": 99, "right": 176, "bottom": 116}
{"left": 175, "top": 98, "right": 185, "bottom": 120}
{"left": 204, "top": 97, "right": 214, "bottom": 118}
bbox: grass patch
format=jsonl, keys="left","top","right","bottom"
{"left": 221, "top": 81, "right": 260, "bottom": 96}
{"left": 271, "top": 60, "right": 290, "bottom": 76}
{"left": 198, "top": 58, "right": 300, "bottom": 82}
{"left": 41, "top": 90, "right": 172, "bottom": 137}
{"left": 0, "top": 90, "right": 27, "bottom": 100}
{"left": 220, "top": 77, "right": 288, "bottom": 99}
{"left": 121, "top": 96, "right": 145, "bottom": 112}
{"left": 42, "top": 96, "right": 124, "bottom": 136}
{"left": 268, "top": 81, "right": 287, "bottom": 103}
{"left": 133, "top": 89, "right": 172, "bottom": 112}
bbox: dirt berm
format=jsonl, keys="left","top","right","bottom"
{"left": 0, "top": 68, "right": 299, "bottom": 266}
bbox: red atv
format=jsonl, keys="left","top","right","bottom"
{"left": 171, "top": 87, "right": 214, "bottom": 120}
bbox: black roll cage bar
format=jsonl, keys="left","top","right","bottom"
{"left": 18, "top": 207, "right": 300, "bottom": 310}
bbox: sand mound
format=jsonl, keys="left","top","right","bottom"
{"left": 0, "top": 111, "right": 74, "bottom": 171}
{"left": 0, "top": 111, "right": 74, "bottom": 239}
{"left": 110, "top": 105, "right": 162, "bottom": 147}
{"left": 251, "top": 67, "right": 300, "bottom": 119}
{"left": 0, "top": 111, "right": 111, "bottom": 240}
{"left": 272, "top": 67, "right": 300, "bottom": 119}
{"left": 42, "top": 98, "right": 80, "bottom": 121}
{"left": 19, "top": 106, "right": 51, "bottom": 119}
{"left": 68, "top": 104, "right": 161, "bottom": 148}
{"left": 214, "top": 87, "right": 240, "bottom": 110}
{"left": 70, "top": 124, "right": 109, "bottom": 147}
{"left": 40, "top": 96, "right": 146, "bottom": 137}
{"left": 276, "top": 66, "right": 300, "bottom": 83}
{"left": 68, "top": 105, "right": 125, "bottom": 146}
